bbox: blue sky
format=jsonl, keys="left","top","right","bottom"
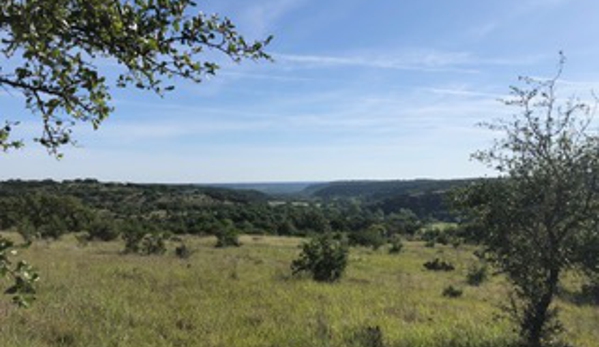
{"left": 2, "top": 0, "right": 599, "bottom": 183}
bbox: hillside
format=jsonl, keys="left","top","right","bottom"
{"left": 205, "top": 182, "right": 320, "bottom": 196}
{"left": 0, "top": 179, "right": 269, "bottom": 213}
{"left": 301, "top": 179, "right": 477, "bottom": 220}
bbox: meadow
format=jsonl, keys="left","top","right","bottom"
{"left": 0, "top": 235, "right": 597, "bottom": 347}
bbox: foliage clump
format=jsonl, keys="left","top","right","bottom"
{"left": 85, "top": 213, "right": 120, "bottom": 241}
{"left": 175, "top": 243, "right": 193, "bottom": 259}
{"left": 442, "top": 285, "right": 463, "bottom": 298}
{"left": 0, "top": 0, "right": 272, "bottom": 154}
{"left": 291, "top": 233, "right": 349, "bottom": 282}
{"left": 580, "top": 278, "right": 599, "bottom": 305}
{"left": 0, "top": 238, "right": 39, "bottom": 307}
{"left": 215, "top": 220, "right": 241, "bottom": 248}
{"left": 122, "top": 221, "right": 169, "bottom": 255}
{"left": 388, "top": 235, "right": 403, "bottom": 254}
{"left": 348, "top": 325, "right": 385, "bottom": 347}
{"left": 466, "top": 263, "right": 488, "bottom": 286}
{"left": 348, "top": 224, "right": 386, "bottom": 250}
{"left": 6, "top": 193, "right": 91, "bottom": 240}
{"left": 423, "top": 258, "right": 455, "bottom": 271}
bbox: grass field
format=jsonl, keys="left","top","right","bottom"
{"left": 0, "top": 235, "right": 597, "bottom": 347}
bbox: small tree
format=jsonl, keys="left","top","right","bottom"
{"left": 215, "top": 219, "right": 241, "bottom": 248}
{"left": 291, "top": 233, "right": 349, "bottom": 282}
{"left": 455, "top": 55, "right": 599, "bottom": 347}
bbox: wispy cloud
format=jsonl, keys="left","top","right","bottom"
{"left": 275, "top": 50, "right": 547, "bottom": 73}
{"left": 422, "top": 87, "right": 506, "bottom": 99}
{"left": 237, "top": 0, "right": 307, "bottom": 37}
{"left": 219, "top": 71, "right": 318, "bottom": 83}
{"left": 275, "top": 51, "right": 480, "bottom": 74}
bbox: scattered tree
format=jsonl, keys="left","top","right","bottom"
{"left": 291, "top": 233, "right": 349, "bottom": 282}
{"left": 215, "top": 219, "right": 241, "bottom": 248}
{"left": 454, "top": 55, "right": 599, "bottom": 347}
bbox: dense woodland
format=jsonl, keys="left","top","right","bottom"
{"left": 0, "top": 178, "right": 472, "bottom": 242}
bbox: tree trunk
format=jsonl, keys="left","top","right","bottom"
{"left": 525, "top": 267, "right": 560, "bottom": 347}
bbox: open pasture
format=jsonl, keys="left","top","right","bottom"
{"left": 0, "top": 235, "right": 597, "bottom": 347}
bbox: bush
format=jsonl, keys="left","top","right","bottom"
{"left": 86, "top": 213, "right": 120, "bottom": 241}
{"left": 466, "top": 263, "right": 488, "bottom": 286}
{"left": 122, "top": 221, "right": 169, "bottom": 255}
{"left": 423, "top": 258, "right": 455, "bottom": 271}
{"left": 442, "top": 285, "right": 463, "bottom": 298}
{"left": 291, "top": 233, "right": 349, "bottom": 282}
{"left": 36, "top": 215, "right": 68, "bottom": 240}
{"left": 16, "top": 218, "right": 37, "bottom": 242}
{"left": 388, "top": 235, "right": 403, "bottom": 254}
{"left": 348, "top": 224, "right": 386, "bottom": 250}
{"left": 139, "top": 232, "right": 169, "bottom": 255}
{"left": 581, "top": 279, "right": 599, "bottom": 305}
{"left": 175, "top": 243, "right": 193, "bottom": 259}
{"left": 215, "top": 220, "right": 241, "bottom": 248}
{"left": 348, "top": 325, "right": 385, "bottom": 347}
{"left": 420, "top": 227, "right": 441, "bottom": 242}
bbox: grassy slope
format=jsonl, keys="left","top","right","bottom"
{"left": 0, "top": 236, "right": 597, "bottom": 347}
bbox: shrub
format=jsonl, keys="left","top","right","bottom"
{"left": 424, "top": 239, "right": 436, "bottom": 248}
{"left": 420, "top": 227, "right": 441, "bottom": 242}
{"left": 86, "top": 213, "right": 120, "bottom": 241}
{"left": 423, "top": 258, "right": 455, "bottom": 271}
{"left": 16, "top": 218, "right": 38, "bottom": 242}
{"left": 122, "top": 221, "right": 169, "bottom": 255}
{"left": 348, "top": 224, "right": 386, "bottom": 250}
{"left": 388, "top": 235, "right": 403, "bottom": 254}
{"left": 291, "top": 233, "right": 349, "bottom": 282}
{"left": 442, "top": 285, "right": 463, "bottom": 298}
{"left": 580, "top": 278, "right": 599, "bottom": 305}
{"left": 139, "top": 232, "right": 169, "bottom": 255}
{"left": 215, "top": 220, "right": 241, "bottom": 248}
{"left": 36, "top": 215, "right": 68, "bottom": 240}
{"left": 348, "top": 325, "right": 385, "bottom": 347}
{"left": 466, "top": 263, "right": 488, "bottom": 286}
{"left": 175, "top": 243, "right": 192, "bottom": 259}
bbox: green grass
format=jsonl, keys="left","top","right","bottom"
{"left": 0, "top": 234, "right": 597, "bottom": 347}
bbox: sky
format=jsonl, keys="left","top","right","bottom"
{"left": 2, "top": 0, "right": 599, "bottom": 183}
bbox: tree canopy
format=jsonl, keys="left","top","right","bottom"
{"left": 0, "top": 0, "right": 272, "bottom": 155}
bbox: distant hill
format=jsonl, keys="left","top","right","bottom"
{"left": 302, "top": 179, "right": 474, "bottom": 199}
{"left": 0, "top": 178, "right": 480, "bottom": 222}
{"left": 301, "top": 179, "right": 478, "bottom": 220}
{"left": 0, "top": 179, "right": 269, "bottom": 213}
{"left": 204, "top": 182, "right": 321, "bottom": 195}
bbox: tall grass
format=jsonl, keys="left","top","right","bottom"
{"left": 0, "top": 234, "right": 596, "bottom": 347}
